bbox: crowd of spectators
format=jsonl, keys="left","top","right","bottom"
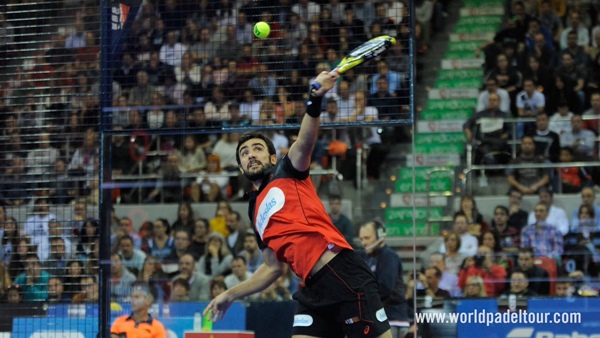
{"left": 0, "top": 0, "right": 447, "bottom": 206}
{"left": 0, "top": 198, "right": 307, "bottom": 304}
{"left": 466, "top": 0, "right": 600, "bottom": 192}
{"left": 416, "top": 186, "right": 600, "bottom": 300}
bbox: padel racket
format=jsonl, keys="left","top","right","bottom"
{"left": 311, "top": 35, "right": 397, "bottom": 90}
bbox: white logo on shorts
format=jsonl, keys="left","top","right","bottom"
{"left": 376, "top": 308, "right": 388, "bottom": 322}
{"left": 293, "top": 314, "right": 314, "bottom": 327}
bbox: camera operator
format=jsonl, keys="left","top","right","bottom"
{"left": 458, "top": 246, "right": 507, "bottom": 297}
{"left": 405, "top": 268, "right": 450, "bottom": 300}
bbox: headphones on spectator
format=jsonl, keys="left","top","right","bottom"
{"left": 365, "top": 218, "right": 386, "bottom": 253}
{"left": 372, "top": 218, "right": 387, "bottom": 240}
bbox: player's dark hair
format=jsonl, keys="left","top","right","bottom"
{"left": 236, "top": 131, "right": 277, "bottom": 166}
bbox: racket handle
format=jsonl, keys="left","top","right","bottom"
{"left": 310, "top": 69, "right": 340, "bottom": 91}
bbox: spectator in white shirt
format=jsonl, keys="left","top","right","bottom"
{"left": 559, "top": 12, "right": 590, "bottom": 50}
{"left": 516, "top": 78, "right": 546, "bottom": 138}
{"left": 159, "top": 30, "right": 187, "bottom": 67}
{"left": 23, "top": 198, "right": 57, "bottom": 261}
{"left": 527, "top": 187, "right": 569, "bottom": 235}
{"left": 548, "top": 101, "right": 574, "bottom": 136}
{"left": 223, "top": 256, "right": 256, "bottom": 300}
{"left": 440, "top": 212, "right": 478, "bottom": 256}
{"left": 570, "top": 187, "right": 600, "bottom": 232}
{"left": 477, "top": 77, "right": 511, "bottom": 114}
{"left": 336, "top": 80, "right": 356, "bottom": 120}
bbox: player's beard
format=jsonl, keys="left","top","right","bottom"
{"left": 243, "top": 160, "right": 273, "bottom": 182}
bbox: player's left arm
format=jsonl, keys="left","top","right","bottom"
{"left": 288, "top": 71, "right": 340, "bottom": 172}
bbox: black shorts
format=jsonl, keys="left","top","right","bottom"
{"left": 292, "top": 249, "right": 391, "bottom": 338}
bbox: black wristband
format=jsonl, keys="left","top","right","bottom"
{"left": 306, "top": 94, "right": 323, "bottom": 118}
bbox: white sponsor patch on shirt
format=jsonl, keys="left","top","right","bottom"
{"left": 293, "top": 314, "right": 314, "bottom": 327}
{"left": 255, "top": 187, "right": 285, "bottom": 239}
{"left": 376, "top": 308, "right": 388, "bottom": 322}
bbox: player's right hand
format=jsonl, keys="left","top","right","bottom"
{"left": 203, "top": 291, "right": 234, "bottom": 322}
{"left": 311, "top": 71, "right": 340, "bottom": 97}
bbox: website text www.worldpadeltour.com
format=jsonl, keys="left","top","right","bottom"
{"left": 415, "top": 309, "right": 582, "bottom": 326}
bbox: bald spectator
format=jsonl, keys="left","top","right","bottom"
{"left": 476, "top": 77, "right": 511, "bottom": 113}
{"left": 170, "top": 253, "right": 210, "bottom": 301}
{"left": 560, "top": 115, "right": 596, "bottom": 159}
{"left": 464, "top": 92, "right": 511, "bottom": 165}
{"left": 506, "top": 136, "right": 550, "bottom": 194}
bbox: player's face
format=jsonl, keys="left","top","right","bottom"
{"left": 238, "top": 138, "right": 276, "bottom": 182}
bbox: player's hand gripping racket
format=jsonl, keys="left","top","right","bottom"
{"left": 310, "top": 35, "right": 397, "bottom": 91}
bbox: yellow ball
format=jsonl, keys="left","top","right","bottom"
{"left": 254, "top": 21, "right": 270, "bottom": 38}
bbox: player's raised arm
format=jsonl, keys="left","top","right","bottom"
{"left": 288, "top": 71, "right": 340, "bottom": 172}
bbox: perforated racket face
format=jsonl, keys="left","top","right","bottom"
{"left": 336, "top": 35, "right": 397, "bottom": 74}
